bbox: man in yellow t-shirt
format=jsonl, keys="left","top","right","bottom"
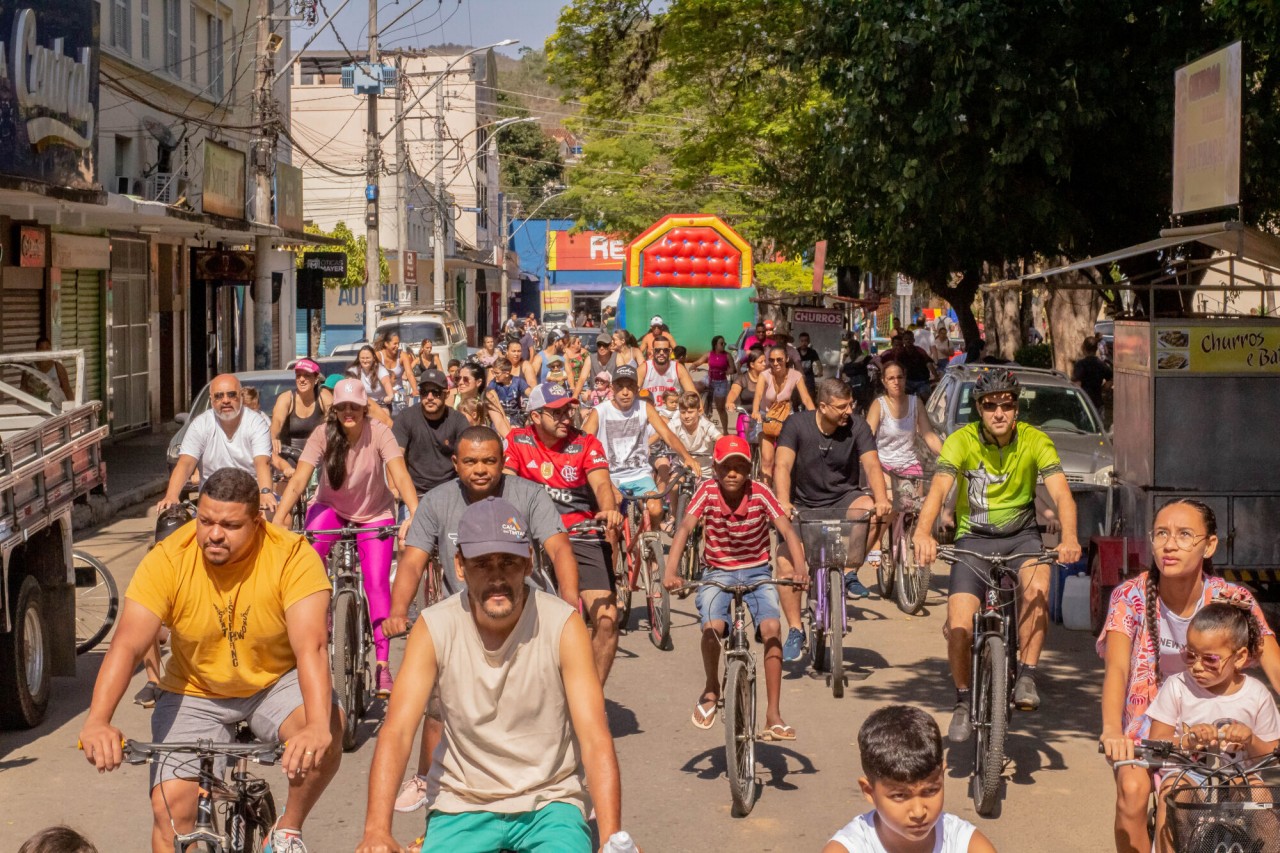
{"left": 79, "top": 469, "right": 338, "bottom": 853}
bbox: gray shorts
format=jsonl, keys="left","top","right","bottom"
{"left": 148, "top": 669, "right": 321, "bottom": 789}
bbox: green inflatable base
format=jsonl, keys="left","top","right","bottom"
{"left": 620, "top": 287, "right": 756, "bottom": 358}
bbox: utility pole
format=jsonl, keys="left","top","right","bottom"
{"left": 363, "top": 0, "right": 380, "bottom": 342}
{"left": 395, "top": 54, "right": 411, "bottom": 306}
{"left": 432, "top": 79, "right": 447, "bottom": 306}
{"left": 497, "top": 192, "right": 509, "bottom": 327}
{"left": 252, "top": 0, "right": 275, "bottom": 369}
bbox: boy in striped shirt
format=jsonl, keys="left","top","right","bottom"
{"left": 663, "top": 435, "right": 806, "bottom": 741}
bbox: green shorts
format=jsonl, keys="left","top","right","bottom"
{"left": 423, "top": 802, "right": 589, "bottom": 853}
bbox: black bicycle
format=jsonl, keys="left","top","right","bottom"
{"left": 936, "top": 544, "right": 1056, "bottom": 815}
{"left": 676, "top": 577, "right": 799, "bottom": 817}
{"left": 305, "top": 525, "right": 395, "bottom": 751}
{"left": 121, "top": 737, "right": 284, "bottom": 852}
{"left": 1105, "top": 737, "right": 1280, "bottom": 852}
{"left": 667, "top": 460, "right": 705, "bottom": 595}
{"left": 73, "top": 550, "right": 118, "bottom": 654}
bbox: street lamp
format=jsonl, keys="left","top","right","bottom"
{"left": 500, "top": 187, "right": 570, "bottom": 324}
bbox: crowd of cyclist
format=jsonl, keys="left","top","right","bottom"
{"left": 69, "top": 311, "right": 1280, "bottom": 853}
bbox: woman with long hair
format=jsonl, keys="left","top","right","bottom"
{"left": 269, "top": 358, "right": 333, "bottom": 477}
{"left": 376, "top": 331, "right": 419, "bottom": 403}
{"left": 452, "top": 362, "right": 510, "bottom": 436}
{"left": 274, "top": 379, "right": 419, "bottom": 696}
{"left": 725, "top": 348, "right": 767, "bottom": 441}
{"left": 349, "top": 344, "right": 395, "bottom": 427}
{"left": 412, "top": 338, "right": 445, "bottom": 381}
{"left": 687, "top": 335, "right": 736, "bottom": 430}
{"left": 1098, "top": 499, "right": 1280, "bottom": 852}
{"left": 751, "top": 345, "right": 815, "bottom": 485}
{"left": 610, "top": 328, "right": 642, "bottom": 371}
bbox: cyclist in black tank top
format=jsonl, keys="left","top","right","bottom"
{"left": 270, "top": 360, "right": 332, "bottom": 475}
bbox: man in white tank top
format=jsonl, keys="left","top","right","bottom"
{"left": 358, "top": 497, "right": 624, "bottom": 853}
{"left": 637, "top": 338, "right": 696, "bottom": 400}
{"left": 582, "top": 364, "right": 702, "bottom": 532}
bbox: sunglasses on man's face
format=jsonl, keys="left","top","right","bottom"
{"left": 980, "top": 400, "right": 1017, "bottom": 413}
{"left": 212, "top": 391, "right": 240, "bottom": 401}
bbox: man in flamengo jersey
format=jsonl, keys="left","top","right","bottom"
{"left": 505, "top": 382, "right": 625, "bottom": 685}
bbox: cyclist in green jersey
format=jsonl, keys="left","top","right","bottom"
{"left": 913, "top": 368, "right": 1081, "bottom": 742}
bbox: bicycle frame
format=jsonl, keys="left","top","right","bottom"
{"left": 969, "top": 566, "right": 1019, "bottom": 728}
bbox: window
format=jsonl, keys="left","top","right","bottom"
{"left": 163, "top": 0, "right": 181, "bottom": 75}
{"left": 140, "top": 0, "right": 151, "bottom": 60}
{"left": 207, "top": 14, "right": 224, "bottom": 99}
{"left": 188, "top": 3, "right": 197, "bottom": 82}
{"left": 111, "top": 0, "right": 131, "bottom": 53}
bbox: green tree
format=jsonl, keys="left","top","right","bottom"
{"left": 754, "top": 260, "right": 832, "bottom": 295}
{"left": 495, "top": 91, "right": 567, "bottom": 214}
{"left": 301, "top": 221, "right": 388, "bottom": 289}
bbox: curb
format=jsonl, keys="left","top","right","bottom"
{"left": 73, "top": 476, "right": 168, "bottom": 532}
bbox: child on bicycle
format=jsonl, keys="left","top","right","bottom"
{"left": 1098, "top": 498, "right": 1280, "bottom": 853}
{"left": 1146, "top": 598, "right": 1280, "bottom": 852}
{"left": 662, "top": 435, "right": 805, "bottom": 741}
{"left": 668, "top": 391, "right": 721, "bottom": 473}
{"left": 823, "top": 704, "right": 996, "bottom": 853}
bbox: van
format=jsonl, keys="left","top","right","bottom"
{"left": 375, "top": 307, "right": 469, "bottom": 365}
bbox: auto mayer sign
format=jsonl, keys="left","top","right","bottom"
{"left": 0, "top": 3, "right": 99, "bottom": 190}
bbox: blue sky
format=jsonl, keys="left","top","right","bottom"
{"left": 293, "top": 0, "right": 569, "bottom": 58}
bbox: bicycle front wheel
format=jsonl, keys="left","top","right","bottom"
{"left": 893, "top": 518, "right": 930, "bottom": 615}
{"left": 723, "top": 658, "right": 758, "bottom": 817}
{"left": 643, "top": 539, "right": 672, "bottom": 651}
{"left": 808, "top": 568, "right": 828, "bottom": 673}
{"left": 615, "top": 533, "right": 634, "bottom": 634}
{"left": 331, "top": 592, "right": 361, "bottom": 751}
{"left": 230, "top": 787, "right": 277, "bottom": 853}
{"left": 876, "top": 530, "right": 896, "bottom": 599}
{"left": 972, "top": 635, "right": 1008, "bottom": 816}
{"left": 73, "top": 551, "right": 119, "bottom": 655}
{"left": 828, "top": 568, "right": 845, "bottom": 699}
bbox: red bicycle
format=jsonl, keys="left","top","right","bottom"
{"left": 614, "top": 475, "right": 689, "bottom": 651}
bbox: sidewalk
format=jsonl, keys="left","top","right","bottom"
{"left": 73, "top": 425, "right": 175, "bottom": 531}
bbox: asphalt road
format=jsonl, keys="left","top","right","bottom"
{"left": 0, "top": 508, "right": 1115, "bottom": 851}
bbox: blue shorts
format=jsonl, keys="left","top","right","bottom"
{"left": 615, "top": 475, "right": 658, "bottom": 498}
{"left": 696, "top": 565, "right": 782, "bottom": 627}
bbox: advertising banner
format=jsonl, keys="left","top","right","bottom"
{"left": 547, "top": 230, "right": 624, "bottom": 271}
{"left": 1173, "top": 42, "right": 1242, "bottom": 215}
{"left": 0, "top": 3, "right": 100, "bottom": 189}
{"left": 276, "top": 163, "right": 303, "bottom": 231}
{"left": 1155, "top": 324, "right": 1280, "bottom": 374}
{"left": 203, "top": 141, "right": 246, "bottom": 219}
{"left": 541, "top": 289, "right": 572, "bottom": 314}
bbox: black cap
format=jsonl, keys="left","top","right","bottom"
{"left": 419, "top": 369, "right": 448, "bottom": 389}
{"left": 613, "top": 364, "right": 638, "bottom": 383}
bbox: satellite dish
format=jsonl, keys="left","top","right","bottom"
{"left": 143, "top": 118, "right": 178, "bottom": 149}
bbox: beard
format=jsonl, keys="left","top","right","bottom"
{"left": 216, "top": 402, "right": 243, "bottom": 422}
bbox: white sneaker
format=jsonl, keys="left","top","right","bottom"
{"left": 394, "top": 775, "right": 430, "bottom": 813}
{"left": 263, "top": 824, "right": 307, "bottom": 853}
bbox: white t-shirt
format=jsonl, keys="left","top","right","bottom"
{"left": 828, "top": 811, "right": 976, "bottom": 853}
{"left": 1157, "top": 597, "right": 1205, "bottom": 679}
{"left": 357, "top": 365, "right": 392, "bottom": 403}
{"left": 178, "top": 409, "right": 272, "bottom": 483}
{"left": 667, "top": 413, "right": 722, "bottom": 457}
{"left": 1148, "top": 672, "right": 1280, "bottom": 760}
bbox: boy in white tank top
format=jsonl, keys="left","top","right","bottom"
{"left": 824, "top": 705, "right": 996, "bottom": 853}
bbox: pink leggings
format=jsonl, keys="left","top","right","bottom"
{"left": 305, "top": 504, "right": 396, "bottom": 663}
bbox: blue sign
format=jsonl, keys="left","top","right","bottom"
{"left": 0, "top": 2, "right": 100, "bottom": 190}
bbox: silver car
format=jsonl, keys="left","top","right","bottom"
{"left": 924, "top": 364, "right": 1113, "bottom": 540}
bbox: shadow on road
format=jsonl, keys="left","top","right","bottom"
{"left": 606, "top": 699, "right": 643, "bottom": 739}
{"left": 0, "top": 650, "right": 106, "bottom": 763}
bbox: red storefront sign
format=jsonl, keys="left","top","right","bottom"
{"left": 547, "top": 230, "right": 625, "bottom": 271}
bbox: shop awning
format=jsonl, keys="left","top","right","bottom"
{"left": 557, "top": 282, "right": 620, "bottom": 293}
{"left": 987, "top": 222, "right": 1280, "bottom": 292}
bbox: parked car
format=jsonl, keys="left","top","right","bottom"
{"left": 541, "top": 311, "right": 571, "bottom": 334}
{"left": 924, "top": 364, "right": 1113, "bottom": 541}
{"left": 329, "top": 340, "right": 365, "bottom": 358}
{"left": 375, "top": 307, "right": 468, "bottom": 366}
{"left": 167, "top": 371, "right": 298, "bottom": 468}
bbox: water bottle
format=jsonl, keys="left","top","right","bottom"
{"left": 602, "top": 831, "right": 639, "bottom": 853}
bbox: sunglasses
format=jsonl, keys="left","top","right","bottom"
{"left": 768, "top": 357, "right": 786, "bottom": 364}
{"left": 653, "top": 348, "right": 671, "bottom": 354}
{"left": 211, "top": 391, "right": 240, "bottom": 401}
{"left": 335, "top": 403, "right": 364, "bottom": 413}
{"left": 1181, "top": 648, "right": 1235, "bottom": 669}
{"left": 422, "top": 387, "right": 447, "bottom": 399}
{"left": 539, "top": 407, "right": 575, "bottom": 421}
{"left": 979, "top": 401, "right": 1017, "bottom": 413}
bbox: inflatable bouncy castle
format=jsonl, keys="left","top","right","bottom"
{"left": 620, "top": 214, "right": 756, "bottom": 358}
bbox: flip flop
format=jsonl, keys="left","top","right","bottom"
{"left": 692, "top": 698, "right": 718, "bottom": 729}
{"left": 759, "top": 724, "right": 797, "bottom": 741}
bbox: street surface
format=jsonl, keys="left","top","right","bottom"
{"left": 1, "top": 507, "right": 1114, "bottom": 851}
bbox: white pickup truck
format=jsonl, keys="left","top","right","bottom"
{"left": 0, "top": 349, "right": 106, "bottom": 728}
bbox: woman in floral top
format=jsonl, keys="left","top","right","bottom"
{"left": 1097, "top": 499, "right": 1280, "bottom": 853}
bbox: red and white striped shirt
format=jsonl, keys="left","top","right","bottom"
{"left": 687, "top": 479, "right": 784, "bottom": 570}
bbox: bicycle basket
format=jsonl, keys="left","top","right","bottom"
{"left": 1166, "top": 778, "right": 1280, "bottom": 853}
{"left": 796, "top": 516, "right": 859, "bottom": 569}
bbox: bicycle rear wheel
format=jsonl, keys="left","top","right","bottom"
{"left": 723, "top": 658, "right": 758, "bottom": 817}
{"left": 643, "top": 538, "right": 672, "bottom": 651}
{"left": 972, "top": 635, "right": 1008, "bottom": 815}
{"left": 892, "top": 518, "right": 930, "bottom": 615}
{"left": 615, "top": 529, "right": 634, "bottom": 634}
{"left": 73, "top": 551, "right": 118, "bottom": 655}
{"left": 828, "top": 568, "right": 845, "bottom": 698}
{"left": 331, "top": 591, "right": 361, "bottom": 752}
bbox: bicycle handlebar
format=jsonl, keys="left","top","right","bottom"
{"left": 303, "top": 525, "right": 398, "bottom": 540}
{"left": 120, "top": 739, "right": 285, "bottom": 766}
{"left": 788, "top": 509, "right": 875, "bottom": 523}
{"left": 565, "top": 519, "right": 608, "bottom": 535}
{"left": 934, "top": 546, "right": 1058, "bottom": 568}
{"left": 673, "top": 578, "right": 800, "bottom": 596}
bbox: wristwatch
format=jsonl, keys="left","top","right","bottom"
{"left": 260, "top": 487, "right": 273, "bottom": 495}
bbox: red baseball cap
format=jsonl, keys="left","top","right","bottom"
{"left": 713, "top": 435, "right": 752, "bottom": 464}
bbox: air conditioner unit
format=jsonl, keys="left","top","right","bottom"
{"left": 148, "top": 172, "right": 176, "bottom": 204}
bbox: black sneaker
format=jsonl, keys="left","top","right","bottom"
{"left": 948, "top": 701, "right": 972, "bottom": 743}
{"left": 1014, "top": 670, "right": 1040, "bottom": 711}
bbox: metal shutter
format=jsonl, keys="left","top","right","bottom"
{"left": 109, "top": 239, "right": 151, "bottom": 433}
{"left": 271, "top": 297, "right": 281, "bottom": 366}
{"left": 60, "top": 269, "right": 104, "bottom": 405}
{"left": 1, "top": 286, "right": 42, "bottom": 354}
